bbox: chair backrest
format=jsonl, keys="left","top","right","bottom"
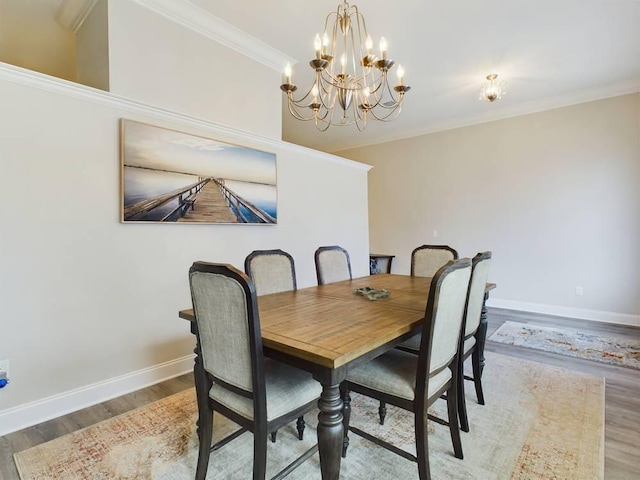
{"left": 314, "top": 245, "right": 352, "bottom": 285}
{"left": 416, "top": 258, "right": 471, "bottom": 386}
{"left": 411, "top": 245, "right": 459, "bottom": 278}
{"left": 244, "top": 249, "right": 297, "bottom": 296}
{"left": 189, "top": 262, "right": 265, "bottom": 403}
{"left": 463, "top": 251, "right": 492, "bottom": 339}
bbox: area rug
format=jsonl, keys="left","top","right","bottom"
{"left": 489, "top": 321, "right": 640, "bottom": 370}
{"left": 14, "top": 352, "right": 604, "bottom": 479}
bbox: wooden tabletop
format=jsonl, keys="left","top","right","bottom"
{"left": 179, "top": 274, "right": 496, "bottom": 371}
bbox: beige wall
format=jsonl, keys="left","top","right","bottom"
{"left": 0, "top": 1, "right": 369, "bottom": 433}
{"left": 76, "top": 0, "right": 109, "bottom": 91}
{"left": 0, "top": 0, "right": 76, "bottom": 81}
{"left": 338, "top": 94, "right": 640, "bottom": 322}
{"left": 108, "top": 0, "right": 281, "bottom": 139}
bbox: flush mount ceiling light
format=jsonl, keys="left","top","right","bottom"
{"left": 280, "top": 0, "right": 410, "bottom": 132}
{"left": 479, "top": 73, "right": 506, "bottom": 102}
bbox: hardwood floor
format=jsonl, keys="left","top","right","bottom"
{"left": 1, "top": 308, "right": 638, "bottom": 479}
{"left": 486, "top": 308, "right": 640, "bottom": 479}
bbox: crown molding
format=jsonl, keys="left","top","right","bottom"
{"left": 55, "top": 0, "right": 99, "bottom": 33}
{"left": 129, "top": 0, "right": 295, "bottom": 72}
{"left": 331, "top": 79, "right": 640, "bottom": 153}
{"left": 0, "top": 62, "right": 369, "bottom": 172}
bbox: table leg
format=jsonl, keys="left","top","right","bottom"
{"left": 477, "top": 291, "right": 490, "bottom": 375}
{"left": 340, "top": 382, "right": 351, "bottom": 458}
{"left": 317, "top": 383, "right": 344, "bottom": 480}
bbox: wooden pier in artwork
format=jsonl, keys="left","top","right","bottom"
{"left": 177, "top": 179, "right": 237, "bottom": 223}
{"left": 123, "top": 177, "right": 276, "bottom": 224}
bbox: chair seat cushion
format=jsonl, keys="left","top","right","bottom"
{"left": 398, "top": 333, "right": 421, "bottom": 352}
{"left": 347, "top": 349, "right": 452, "bottom": 401}
{"left": 463, "top": 335, "right": 476, "bottom": 354}
{"left": 209, "top": 359, "right": 321, "bottom": 422}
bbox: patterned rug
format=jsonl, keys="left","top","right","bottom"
{"left": 489, "top": 321, "right": 640, "bottom": 370}
{"left": 14, "top": 352, "right": 604, "bottom": 479}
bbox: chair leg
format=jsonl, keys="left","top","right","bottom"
{"left": 253, "top": 424, "right": 267, "bottom": 480}
{"left": 471, "top": 348, "right": 485, "bottom": 405}
{"left": 447, "top": 383, "right": 464, "bottom": 460}
{"left": 269, "top": 430, "right": 277, "bottom": 443}
{"left": 195, "top": 406, "right": 213, "bottom": 480}
{"left": 378, "top": 400, "right": 387, "bottom": 425}
{"left": 458, "top": 357, "right": 470, "bottom": 433}
{"left": 415, "top": 404, "right": 431, "bottom": 480}
{"left": 296, "top": 416, "right": 305, "bottom": 440}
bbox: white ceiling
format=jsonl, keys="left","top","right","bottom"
{"left": 4, "top": 1, "right": 639, "bottom": 153}
{"left": 193, "top": 0, "right": 640, "bottom": 153}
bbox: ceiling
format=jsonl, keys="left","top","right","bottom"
{"left": 193, "top": 0, "right": 640, "bottom": 153}
{"left": 3, "top": 1, "right": 639, "bottom": 153}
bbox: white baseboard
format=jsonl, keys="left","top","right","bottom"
{"left": 487, "top": 298, "right": 640, "bottom": 327}
{"left": 0, "top": 355, "right": 194, "bottom": 437}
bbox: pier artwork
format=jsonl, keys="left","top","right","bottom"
{"left": 123, "top": 176, "right": 276, "bottom": 224}
{"left": 120, "top": 119, "right": 277, "bottom": 224}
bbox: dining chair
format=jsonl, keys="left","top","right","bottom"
{"left": 342, "top": 258, "right": 472, "bottom": 480}
{"left": 411, "top": 245, "right": 459, "bottom": 278}
{"left": 189, "top": 262, "right": 322, "bottom": 480}
{"left": 395, "top": 251, "right": 492, "bottom": 433}
{"left": 377, "top": 244, "right": 460, "bottom": 425}
{"left": 314, "top": 245, "right": 352, "bottom": 285}
{"left": 244, "top": 249, "right": 297, "bottom": 296}
{"left": 244, "top": 249, "right": 306, "bottom": 442}
{"left": 456, "top": 251, "right": 492, "bottom": 432}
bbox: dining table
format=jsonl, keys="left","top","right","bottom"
{"left": 179, "top": 273, "right": 496, "bottom": 479}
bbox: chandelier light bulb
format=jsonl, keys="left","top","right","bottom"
{"left": 379, "top": 36, "right": 388, "bottom": 60}
{"left": 284, "top": 63, "right": 292, "bottom": 84}
{"left": 311, "top": 85, "right": 319, "bottom": 102}
{"left": 365, "top": 35, "right": 373, "bottom": 53}
{"left": 314, "top": 34, "right": 322, "bottom": 59}
{"left": 396, "top": 65, "right": 405, "bottom": 86}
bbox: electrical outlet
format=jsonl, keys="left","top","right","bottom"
{"left": 432, "top": 230, "right": 438, "bottom": 238}
{"left": 0, "top": 359, "right": 9, "bottom": 378}
{"left": 575, "top": 286, "right": 584, "bottom": 296}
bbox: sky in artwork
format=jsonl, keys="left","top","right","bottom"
{"left": 122, "top": 120, "right": 276, "bottom": 185}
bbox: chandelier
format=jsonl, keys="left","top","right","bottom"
{"left": 479, "top": 74, "right": 506, "bottom": 102}
{"left": 280, "top": 1, "right": 410, "bottom": 131}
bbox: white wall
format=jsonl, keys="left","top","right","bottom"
{"left": 108, "top": 0, "right": 281, "bottom": 140}
{"left": 0, "top": 0, "right": 370, "bottom": 433}
{"left": 0, "top": 68, "right": 369, "bottom": 434}
{"left": 338, "top": 94, "right": 640, "bottom": 324}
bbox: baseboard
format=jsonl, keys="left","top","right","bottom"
{"left": 0, "top": 355, "right": 194, "bottom": 437}
{"left": 487, "top": 298, "right": 640, "bottom": 327}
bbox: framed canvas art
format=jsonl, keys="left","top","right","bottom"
{"left": 120, "top": 119, "right": 277, "bottom": 224}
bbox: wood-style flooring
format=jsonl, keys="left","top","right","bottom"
{"left": 1, "top": 308, "right": 638, "bottom": 479}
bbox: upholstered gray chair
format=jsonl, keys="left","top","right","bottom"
{"left": 189, "top": 262, "right": 322, "bottom": 480}
{"left": 342, "top": 258, "right": 471, "bottom": 480}
{"left": 244, "top": 249, "right": 305, "bottom": 442}
{"left": 244, "top": 249, "right": 297, "bottom": 296}
{"left": 457, "top": 251, "right": 492, "bottom": 432}
{"left": 377, "top": 244, "right": 460, "bottom": 425}
{"left": 314, "top": 245, "right": 352, "bottom": 285}
{"left": 411, "top": 245, "right": 459, "bottom": 278}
